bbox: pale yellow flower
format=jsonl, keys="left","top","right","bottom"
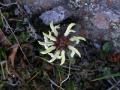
{"left": 38, "top": 22, "right": 86, "bottom": 65}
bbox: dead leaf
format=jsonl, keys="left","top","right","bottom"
{"left": 8, "top": 44, "right": 19, "bottom": 67}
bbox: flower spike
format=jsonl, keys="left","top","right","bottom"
{"left": 38, "top": 41, "right": 54, "bottom": 49}
{"left": 50, "top": 21, "right": 59, "bottom": 36}
{"left": 41, "top": 46, "right": 56, "bottom": 54}
{"left": 60, "top": 50, "right": 65, "bottom": 65}
{"left": 48, "top": 50, "right": 60, "bottom": 63}
{"left": 68, "top": 45, "right": 81, "bottom": 57}
{"left": 64, "top": 23, "right": 76, "bottom": 36}
{"left": 70, "top": 36, "right": 86, "bottom": 44}
{"left": 43, "top": 32, "right": 56, "bottom": 41}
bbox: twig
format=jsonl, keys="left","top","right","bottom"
{"left": 61, "top": 65, "right": 80, "bottom": 71}
{"left": 107, "top": 78, "right": 120, "bottom": 90}
{"left": 27, "top": 72, "right": 38, "bottom": 83}
{"left": 60, "top": 60, "right": 71, "bottom": 87}
{"left": 49, "top": 78, "right": 65, "bottom": 90}
{"left": 50, "top": 84, "right": 55, "bottom": 90}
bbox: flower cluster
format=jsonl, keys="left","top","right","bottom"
{"left": 38, "top": 22, "right": 86, "bottom": 65}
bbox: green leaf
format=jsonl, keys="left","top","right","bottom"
{"left": 92, "top": 72, "right": 120, "bottom": 81}
{"left": 102, "top": 42, "right": 113, "bottom": 53}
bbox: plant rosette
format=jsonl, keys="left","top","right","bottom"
{"left": 38, "top": 21, "right": 86, "bottom": 65}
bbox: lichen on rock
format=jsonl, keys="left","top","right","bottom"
{"left": 110, "top": 23, "right": 120, "bottom": 52}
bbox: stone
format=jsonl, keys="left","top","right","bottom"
{"left": 104, "top": 10, "right": 120, "bottom": 22}
{"left": 18, "top": 0, "right": 64, "bottom": 14}
{"left": 91, "top": 12, "right": 109, "bottom": 29}
{"left": 107, "top": 0, "right": 120, "bottom": 14}
{"left": 40, "top": 6, "right": 71, "bottom": 25}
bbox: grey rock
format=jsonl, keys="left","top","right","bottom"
{"left": 104, "top": 10, "right": 120, "bottom": 22}
{"left": 108, "top": 0, "right": 120, "bottom": 14}
{"left": 91, "top": 12, "right": 109, "bottom": 29}
{"left": 40, "top": 6, "right": 71, "bottom": 25}
{"left": 87, "top": 0, "right": 120, "bottom": 50}
{"left": 23, "top": 4, "right": 32, "bottom": 15}
{"left": 110, "top": 23, "right": 120, "bottom": 52}
{"left": 4, "top": 0, "right": 120, "bottom": 50}
{"left": 19, "top": 0, "right": 65, "bottom": 14}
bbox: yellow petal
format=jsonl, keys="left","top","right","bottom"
{"left": 60, "top": 50, "right": 65, "bottom": 65}
{"left": 44, "top": 35, "right": 49, "bottom": 42}
{"left": 48, "top": 53, "right": 54, "bottom": 58}
{"left": 38, "top": 41, "right": 48, "bottom": 49}
{"left": 48, "top": 50, "right": 60, "bottom": 63}
{"left": 38, "top": 41, "right": 45, "bottom": 46}
{"left": 38, "top": 41, "right": 54, "bottom": 49}
{"left": 68, "top": 45, "right": 81, "bottom": 57}
{"left": 64, "top": 23, "right": 76, "bottom": 36}
{"left": 43, "top": 32, "right": 56, "bottom": 41}
{"left": 50, "top": 21, "right": 59, "bottom": 36}
{"left": 48, "top": 57, "right": 56, "bottom": 63}
{"left": 41, "top": 46, "right": 56, "bottom": 54}
{"left": 55, "top": 50, "right": 61, "bottom": 58}
{"left": 49, "top": 50, "right": 60, "bottom": 58}
{"left": 70, "top": 36, "right": 86, "bottom": 44}
{"left": 70, "top": 50, "right": 75, "bottom": 58}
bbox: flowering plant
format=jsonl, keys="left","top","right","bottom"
{"left": 38, "top": 22, "right": 86, "bottom": 65}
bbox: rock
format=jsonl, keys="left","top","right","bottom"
{"left": 91, "top": 12, "right": 109, "bottom": 29}
{"left": 107, "top": 0, "right": 120, "bottom": 14}
{"left": 89, "top": 0, "right": 120, "bottom": 22}
{"left": 40, "top": 6, "right": 71, "bottom": 25}
{"left": 3, "top": 0, "right": 120, "bottom": 50}
{"left": 104, "top": 10, "right": 120, "bottom": 22}
{"left": 18, "top": 0, "right": 65, "bottom": 14}
{"left": 110, "top": 23, "right": 120, "bottom": 52}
